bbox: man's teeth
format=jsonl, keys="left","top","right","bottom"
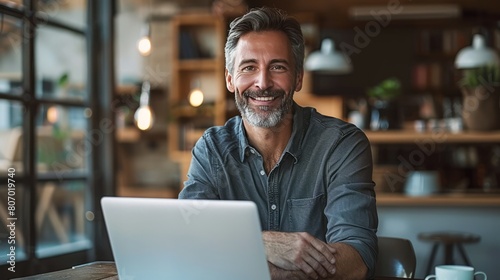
{"left": 253, "top": 96, "right": 275, "bottom": 101}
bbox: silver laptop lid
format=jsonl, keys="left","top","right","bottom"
{"left": 101, "top": 197, "right": 271, "bottom": 280}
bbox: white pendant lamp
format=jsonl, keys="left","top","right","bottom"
{"left": 134, "top": 81, "right": 154, "bottom": 131}
{"left": 305, "top": 38, "right": 353, "bottom": 74}
{"left": 454, "top": 34, "right": 499, "bottom": 69}
{"left": 137, "top": 23, "right": 152, "bottom": 56}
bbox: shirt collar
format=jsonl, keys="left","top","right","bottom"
{"left": 237, "top": 102, "right": 307, "bottom": 163}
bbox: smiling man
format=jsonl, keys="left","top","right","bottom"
{"left": 178, "top": 7, "right": 378, "bottom": 280}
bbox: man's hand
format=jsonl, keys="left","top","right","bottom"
{"left": 263, "top": 231, "right": 337, "bottom": 279}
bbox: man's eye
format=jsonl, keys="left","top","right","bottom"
{"left": 271, "top": 65, "right": 286, "bottom": 71}
{"left": 242, "top": 66, "right": 255, "bottom": 72}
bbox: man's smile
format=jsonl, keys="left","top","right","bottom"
{"left": 252, "top": 96, "right": 277, "bottom": 102}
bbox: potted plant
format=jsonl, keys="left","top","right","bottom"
{"left": 459, "top": 65, "right": 500, "bottom": 131}
{"left": 367, "top": 77, "right": 402, "bottom": 130}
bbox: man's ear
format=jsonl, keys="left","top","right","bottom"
{"left": 225, "top": 69, "right": 235, "bottom": 92}
{"left": 294, "top": 69, "right": 304, "bottom": 92}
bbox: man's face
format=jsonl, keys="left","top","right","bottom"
{"left": 226, "top": 31, "right": 303, "bottom": 128}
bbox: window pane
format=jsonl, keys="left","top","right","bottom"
{"left": 0, "top": 14, "right": 22, "bottom": 95}
{"left": 37, "top": 0, "right": 87, "bottom": 29}
{"left": 0, "top": 183, "right": 28, "bottom": 264}
{"left": 35, "top": 180, "right": 91, "bottom": 258}
{"left": 0, "top": 100, "right": 24, "bottom": 174}
{"left": 36, "top": 26, "right": 87, "bottom": 101}
{"left": 37, "top": 105, "right": 89, "bottom": 175}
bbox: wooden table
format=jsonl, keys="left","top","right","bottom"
{"left": 13, "top": 262, "right": 117, "bottom": 280}
{"left": 13, "top": 261, "right": 422, "bottom": 280}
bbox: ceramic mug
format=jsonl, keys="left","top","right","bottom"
{"left": 425, "top": 265, "right": 487, "bottom": 280}
{"left": 404, "top": 171, "right": 439, "bottom": 196}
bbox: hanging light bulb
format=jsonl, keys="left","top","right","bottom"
{"left": 134, "top": 81, "right": 154, "bottom": 130}
{"left": 47, "top": 106, "right": 59, "bottom": 124}
{"left": 189, "top": 88, "right": 204, "bottom": 107}
{"left": 188, "top": 79, "right": 204, "bottom": 107}
{"left": 137, "top": 23, "right": 151, "bottom": 56}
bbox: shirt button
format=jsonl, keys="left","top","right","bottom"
{"left": 260, "top": 170, "right": 265, "bottom": 176}
{"left": 271, "top": 204, "right": 277, "bottom": 210}
{"left": 250, "top": 149, "right": 255, "bottom": 154}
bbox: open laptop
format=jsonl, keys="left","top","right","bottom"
{"left": 101, "top": 197, "right": 271, "bottom": 280}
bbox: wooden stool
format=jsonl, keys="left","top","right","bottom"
{"left": 418, "top": 232, "right": 481, "bottom": 275}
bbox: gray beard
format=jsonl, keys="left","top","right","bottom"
{"left": 235, "top": 89, "right": 294, "bottom": 128}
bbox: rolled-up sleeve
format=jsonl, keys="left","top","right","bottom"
{"left": 325, "top": 129, "right": 378, "bottom": 277}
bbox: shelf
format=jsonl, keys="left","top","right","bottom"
{"left": 116, "top": 85, "right": 139, "bottom": 95}
{"left": 377, "top": 193, "right": 500, "bottom": 207}
{"left": 117, "top": 185, "right": 179, "bottom": 198}
{"left": 415, "top": 52, "right": 457, "bottom": 60}
{"left": 365, "top": 130, "right": 500, "bottom": 144}
{"left": 178, "top": 59, "right": 219, "bottom": 70}
{"left": 171, "top": 12, "right": 222, "bottom": 26}
{"left": 171, "top": 103, "right": 216, "bottom": 119}
{"left": 116, "top": 127, "right": 140, "bottom": 142}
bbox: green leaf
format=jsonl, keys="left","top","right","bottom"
{"left": 460, "top": 65, "right": 500, "bottom": 88}
{"left": 367, "top": 77, "right": 401, "bottom": 100}
{"left": 58, "top": 72, "right": 69, "bottom": 87}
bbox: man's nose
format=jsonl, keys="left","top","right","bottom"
{"left": 254, "top": 70, "right": 273, "bottom": 90}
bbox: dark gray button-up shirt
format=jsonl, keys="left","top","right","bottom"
{"left": 179, "top": 103, "right": 378, "bottom": 275}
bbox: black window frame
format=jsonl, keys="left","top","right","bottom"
{"left": 0, "top": 0, "right": 116, "bottom": 277}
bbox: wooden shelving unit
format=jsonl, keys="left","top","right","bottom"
{"left": 368, "top": 129, "right": 500, "bottom": 195}
{"left": 365, "top": 130, "right": 500, "bottom": 144}
{"left": 377, "top": 193, "right": 500, "bottom": 207}
{"left": 116, "top": 127, "right": 140, "bottom": 143}
{"left": 169, "top": 13, "right": 228, "bottom": 186}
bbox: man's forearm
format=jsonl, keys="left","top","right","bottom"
{"left": 322, "top": 242, "right": 368, "bottom": 280}
{"left": 268, "top": 262, "right": 310, "bottom": 280}
{"left": 263, "top": 231, "right": 368, "bottom": 280}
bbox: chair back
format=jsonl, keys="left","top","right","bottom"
{"left": 0, "top": 127, "right": 23, "bottom": 170}
{"left": 0, "top": 127, "right": 22, "bottom": 162}
{"left": 375, "top": 236, "right": 416, "bottom": 278}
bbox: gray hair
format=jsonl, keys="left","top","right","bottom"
{"left": 224, "top": 7, "right": 305, "bottom": 76}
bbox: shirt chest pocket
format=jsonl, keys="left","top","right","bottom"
{"left": 287, "top": 193, "right": 326, "bottom": 239}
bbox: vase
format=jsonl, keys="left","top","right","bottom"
{"left": 461, "top": 86, "right": 500, "bottom": 131}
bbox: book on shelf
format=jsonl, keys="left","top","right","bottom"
{"left": 428, "top": 62, "right": 442, "bottom": 89}
{"left": 179, "top": 30, "right": 200, "bottom": 59}
{"left": 412, "top": 62, "right": 461, "bottom": 92}
{"left": 412, "top": 63, "right": 428, "bottom": 90}
{"left": 418, "top": 29, "right": 470, "bottom": 55}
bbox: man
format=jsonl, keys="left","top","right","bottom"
{"left": 179, "top": 7, "right": 378, "bottom": 280}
